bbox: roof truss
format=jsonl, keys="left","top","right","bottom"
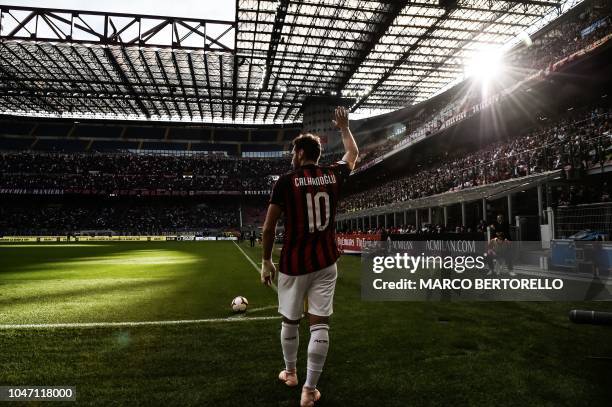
{"left": 0, "top": 1, "right": 574, "bottom": 124}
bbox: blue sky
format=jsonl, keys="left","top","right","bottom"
{"left": 4, "top": 0, "right": 235, "bottom": 20}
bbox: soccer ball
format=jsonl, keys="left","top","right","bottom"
{"left": 231, "top": 296, "right": 249, "bottom": 313}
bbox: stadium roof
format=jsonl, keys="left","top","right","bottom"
{"left": 0, "top": 0, "right": 579, "bottom": 125}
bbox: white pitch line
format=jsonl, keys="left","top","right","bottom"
{"left": 233, "top": 241, "right": 278, "bottom": 292}
{"left": 248, "top": 305, "right": 278, "bottom": 313}
{"left": 0, "top": 316, "right": 280, "bottom": 330}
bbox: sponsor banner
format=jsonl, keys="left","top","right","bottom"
{"left": 0, "top": 236, "right": 69, "bottom": 242}
{"left": 244, "top": 190, "right": 272, "bottom": 195}
{"left": 389, "top": 233, "right": 485, "bottom": 242}
{"left": 0, "top": 236, "right": 68, "bottom": 242}
{"left": 0, "top": 236, "right": 39, "bottom": 242}
{"left": 0, "top": 189, "right": 64, "bottom": 195}
{"left": 0, "top": 188, "right": 268, "bottom": 196}
{"left": 38, "top": 236, "right": 68, "bottom": 242}
{"left": 74, "top": 236, "right": 146, "bottom": 241}
{"left": 581, "top": 17, "right": 609, "bottom": 38}
{"left": 337, "top": 233, "right": 381, "bottom": 254}
{"left": 5, "top": 234, "right": 236, "bottom": 243}
{"left": 72, "top": 235, "right": 198, "bottom": 242}
{"left": 114, "top": 236, "right": 148, "bottom": 241}
{"left": 73, "top": 236, "right": 172, "bottom": 241}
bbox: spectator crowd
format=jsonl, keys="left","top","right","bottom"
{"left": 0, "top": 155, "right": 289, "bottom": 193}
{"left": 0, "top": 201, "right": 239, "bottom": 235}
{"left": 340, "top": 106, "right": 612, "bottom": 213}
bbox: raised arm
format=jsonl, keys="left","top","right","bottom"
{"left": 332, "top": 106, "right": 359, "bottom": 170}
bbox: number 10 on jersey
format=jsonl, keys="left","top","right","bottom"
{"left": 306, "top": 192, "right": 330, "bottom": 233}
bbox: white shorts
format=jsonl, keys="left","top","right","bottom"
{"left": 277, "top": 263, "right": 338, "bottom": 321}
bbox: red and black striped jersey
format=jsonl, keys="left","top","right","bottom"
{"left": 270, "top": 161, "right": 351, "bottom": 275}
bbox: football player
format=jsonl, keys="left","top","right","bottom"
{"left": 261, "top": 106, "right": 358, "bottom": 406}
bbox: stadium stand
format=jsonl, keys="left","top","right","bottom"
{"left": 90, "top": 140, "right": 140, "bottom": 152}
{"left": 0, "top": 154, "right": 289, "bottom": 193}
{"left": 341, "top": 106, "right": 612, "bottom": 213}
{"left": 0, "top": 198, "right": 239, "bottom": 235}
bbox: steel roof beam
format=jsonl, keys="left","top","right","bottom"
{"left": 187, "top": 53, "right": 205, "bottom": 120}
{"left": 104, "top": 47, "right": 150, "bottom": 118}
{"left": 241, "top": 0, "right": 263, "bottom": 122}
{"left": 0, "top": 60, "right": 60, "bottom": 114}
{"left": 154, "top": 50, "right": 181, "bottom": 119}
{"left": 203, "top": 53, "right": 215, "bottom": 118}
{"left": 87, "top": 47, "right": 138, "bottom": 117}
{"left": 68, "top": 45, "right": 122, "bottom": 115}
{"left": 240, "top": 50, "right": 467, "bottom": 67}
{"left": 232, "top": 3, "right": 240, "bottom": 122}
{"left": 139, "top": 49, "right": 172, "bottom": 117}
{"left": 171, "top": 51, "right": 193, "bottom": 119}
{"left": 248, "top": 1, "right": 553, "bottom": 17}
{"left": 249, "top": 19, "right": 518, "bottom": 39}
{"left": 0, "top": 5, "right": 235, "bottom": 51}
{"left": 238, "top": 29, "right": 507, "bottom": 45}
{"left": 35, "top": 43, "right": 112, "bottom": 116}
{"left": 0, "top": 44, "right": 70, "bottom": 113}
{"left": 259, "top": 0, "right": 290, "bottom": 91}
{"left": 238, "top": 40, "right": 483, "bottom": 53}
{"left": 219, "top": 54, "right": 225, "bottom": 119}
{"left": 0, "top": 88, "right": 304, "bottom": 107}
{"left": 337, "top": 0, "right": 408, "bottom": 92}
{"left": 399, "top": 2, "right": 529, "bottom": 101}
{"left": 351, "top": 7, "right": 456, "bottom": 112}
{"left": 122, "top": 47, "right": 161, "bottom": 117}
{"left": 253, "top": 10, "right": 531, "bottom": 29}
{"left": 280, "top": 91, "right": 301, "bottom": 122}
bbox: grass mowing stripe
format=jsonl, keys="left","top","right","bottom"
{"left": 0, "top": 316, "right": 280, "bottom": 330}
{"left": 233, "top": 241, "right": 278, "bottom": 292}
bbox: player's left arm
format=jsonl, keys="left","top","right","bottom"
{"left": 261, "top": 203, "right": 281, "bottom": 286}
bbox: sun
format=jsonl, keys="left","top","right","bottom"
{"left": 464, "top": 46, "right": 505, "bottom": 82}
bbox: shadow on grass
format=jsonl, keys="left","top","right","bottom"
{"left": 0, "top": 243, "right": 143, "bottom": 275}
{"left": 0, "top": 277, "right": 178, "bottom": 308}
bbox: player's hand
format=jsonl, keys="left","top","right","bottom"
{"left": 261, "top": 259, "right": 276, "bottom": 286}
{"left": 332, "top": 106, "right": 349, "bottom": 130}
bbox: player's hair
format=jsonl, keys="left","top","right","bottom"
{"left": 292, "top": 133, "right": 321, "bottom": 162}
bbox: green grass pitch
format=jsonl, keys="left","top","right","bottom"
{"left": 0, "top": 241, "right": 611, "bottom": 406}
